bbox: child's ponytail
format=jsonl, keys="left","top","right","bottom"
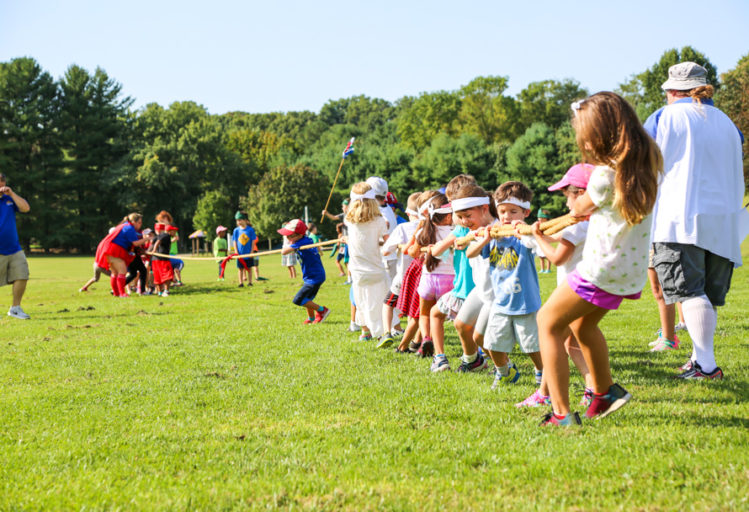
{"left": 417, "top": 192, "right": 450, "bottom": 272}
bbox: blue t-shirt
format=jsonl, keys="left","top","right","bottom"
{"left": 481, "top": 236, "right": 541, "bottom": 315}
{"left": 0, "top": 195, "right": 22, "bottom": 255}
{"left": 112, "top": 223, "right": 141, "bottom": 251}
{"left": 451, "top": 225, "right": 474, "bottom": 299}
{"left": 232, "top": 225, "right": 256, "bottom": 255}
{"left": 291, "top": 236, "right": 326, "bottom": 285}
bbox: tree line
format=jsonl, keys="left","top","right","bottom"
{"left": 1, "top": 46, "right": 746, "bottom": 252}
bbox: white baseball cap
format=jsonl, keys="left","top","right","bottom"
{"left": 365, "top": 176, "right": 388, "bottom": 197}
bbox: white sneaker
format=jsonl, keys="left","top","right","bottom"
{"left": 8, "top": 305, "right": 30, "bottom": 320}
{"left": 348, "top": 321, "right": 360, "bottom": 332}
{"left": 161, "top": 290, "right": 169, "bottom": 297}
{"left": 675, "top": 322, "right": 687, "bottom": 332}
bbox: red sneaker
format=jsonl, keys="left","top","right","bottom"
{"left": 313, "top": 307, "right": 330, "bottom": 324}
{"left": 303, "top": 318, "right": 314, "bottom": 325}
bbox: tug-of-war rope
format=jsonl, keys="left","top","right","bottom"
{"left": 144, "top": 238, "right": 342, "bottom": 262}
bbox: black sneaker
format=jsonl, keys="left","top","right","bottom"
{"left": 675, "top": 361, "right": 723, "bottom": 380}
{"left": 408, "top": 341, "right": 421, "bottom": 353}
{"left": 455, "top": 354, "right": 488, "bottom": 373}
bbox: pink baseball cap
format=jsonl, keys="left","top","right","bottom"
{"left": 277, "top": 219, "right": 307, "bottom": 236}
{"left": 548, "top": 163, "right": 595, "bottom": 191}
{"left": 215, "top": 225, "right": 228, "bottom": 235}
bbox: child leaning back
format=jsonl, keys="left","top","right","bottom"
{"left": 278, "top": 219, "right": 329, "bottom": 324}
{"left": 536, "top": 92, "right": 662, "bottom": 426}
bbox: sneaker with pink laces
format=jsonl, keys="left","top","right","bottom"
{"left": 650, "top": 333, "right": 680, "bottom": 352}
{"left": 515, "top": 389, "right": 551, "bottom": 408}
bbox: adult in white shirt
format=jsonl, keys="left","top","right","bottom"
{"left": 644, "top": 62, "right": 745, "bottom": 380}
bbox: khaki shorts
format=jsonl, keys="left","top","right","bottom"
{"left": 484, "top": 310, "right": 540, "bottom": 354}
{"left": 0, "top": 250, "right": 30, "bottom": 285}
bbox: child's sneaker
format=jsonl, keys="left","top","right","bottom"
{"left": 678, "top": 359, "right": 695, "bottom": 372}
{"left": 161, "top": 290, "right": 169, "bottom": 297}
{"left": 376, "top": 333, "right": 394, "bottom": 349}
{"left": 585, "top": 383, "right": 631, "bottom": 419}
{"left": 7, "top": 305, "right": 30, "bottom": 320}
{"left": 579, "top": 387, "right": 594, "bottom": 407}
{"left": 650, "top": 333, "right": 680, "bottom": 352}
{"left": 540, "top": 411, "right": 582, "bottom": 427}
{"left": 455, "top": 354, "right": 488, "bottom": 373}
{"left": 358, "top": 332, "right": 372, "bottom": 342}
{"left": 675, "top": 361, "right": 723, "bottom": 380}
{"left": 490, "top": 363, "right": 519, "bottom": 390}
{"left": 515, "top": 389, "right": 551, "bottom": 408}
{"left": 348, "top": 321, "right": 360, "bottom": 332}
{"left": 535, "top": 370, "right": 543, "bottom": 385}
{"left": 313, "top": 307, "right": 331, "bottom": 324}
{"left": 417, "top": 339, "right": 434, "bottom": 358}
{"left": 408, "top": 340, "right": 421, "bottom": 353}
{"left": 303, "top": 318, "right": 315, "bottom": 325}
{"left": 674, "top": 322, "right": 687, "bottom": 332}
{"left": 430, "top": 355, "right": 450, "bottom": 372}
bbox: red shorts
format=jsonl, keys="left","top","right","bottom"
{"left": 396, "top": 259, "right": 423, "bottom": 319}
{"left": 152, "top": 260, "right": 174, "bottom": 285}
{"left": 95, "top": 242, "right": 134, "bottom": 270}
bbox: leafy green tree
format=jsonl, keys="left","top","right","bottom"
{"left": 319, "top": 95, "right": 395, "bottom": 132}
{"left": 396, "top": 90, "right": 461, "bottom": 150}
{"left": 715, "top": 53, "right": 749, "bottom": 186}
{"left": 503, "top": 123, "right": 571, "bottom": 215}
{"left": 617, "top": 47, "right": 718, "bottom": 120}
{"left": 0, "top": 57, "right": 64, "bottom": 251}
{"left": 243, "top": 164, "right": 331, "bottom": 241}
{"left": 518, "top": 79, "right": 588, "bottom": 131}
{"left": 192, "top": 190, "right": 235, "bottom": 241}
{"left": 458, "top": 75, "right": 521, "bottom": 144}
{"left": 412, "top": 133, "right": 495, "bottom": 190}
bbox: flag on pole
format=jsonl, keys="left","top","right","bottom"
{"left": 342, "top": 137, "right": 355, "bottom": 158}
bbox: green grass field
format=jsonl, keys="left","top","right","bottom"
{"left": 1, "top": 246, "right": 748, "bottom": 511}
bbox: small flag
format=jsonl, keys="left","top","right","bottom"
{"left": 342, "top": 137, "right": 355, "bottom": 158}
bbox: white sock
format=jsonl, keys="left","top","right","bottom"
{"left": 681, "top": 295, "right": 718, "bottom": 373}
{"left": 462, "top": 352, "right": 477, "bottom": 364}
{"left": 496, "top": 364, "right": 509, "bottom": 377}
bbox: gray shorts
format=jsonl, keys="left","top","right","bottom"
{"left": 93, "top": 262, "right": 111, "bottom": 281}
{"left": 484, "top": 310, "right": 540, "bottom": 354}
{"left": 0, "top": 250, "right": 29, "bottom": 285}
{"left": 652, "top": 242, "right": 733, "bottom": 306}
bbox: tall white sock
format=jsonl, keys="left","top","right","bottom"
{"left": 681, "top": 295, "right": 718, "bottom": 373}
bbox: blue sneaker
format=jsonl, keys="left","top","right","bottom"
{"left": 491, "top": 362, "right": 519, "bottom": 390}
{"left": 430, "top": 355, "right": 450, "bottom": 373}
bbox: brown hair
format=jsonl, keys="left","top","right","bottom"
{"left": 156, "top": 210, "right": 173, "bottom": 225}
{"left": 416, "top": 192, "right": 450, "bottom": 272}
{"left": 445, "top": 174, "right": 477, "bottom": 200}
{"left": 345, "top": 182, "right": 381, "bottom": 224}
{"left": 572, "top": 92, "right": 663, "bottom": 226}
{"left": 451, "top": 184, "right": 498, "bottom": 219}
{"left": 494, "top": 181, "right": 533, "bottom": 205}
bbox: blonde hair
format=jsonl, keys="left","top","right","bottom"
{"left": 126, "top": 213, "right": 142, "bottom": 224}
{"left": 572, "top": 92, "right": 663, "bottom": 226}
{"left": 406, "top": 192, "right": 421, "bottom": 212}
{"left": 345, "top": 182, "right": 382, "bottom": 224}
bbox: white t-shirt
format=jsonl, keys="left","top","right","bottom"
{"left": 379, "top": 205, "right": 398, "bottom": 262}
{"left": 416, "top": 224, "right": 455, "bottom": 275}
{"left": 556, "top": 221, "right": 589, "bottom": 287}
{"left": 650, "top": 102, "right": 744, "bottom": 267}
{"left": 381, "top": 220, "right": 418, "bottom": 281}
{"left": 576, "top": 166, "right": 651, "bottom": 296}
{"left": 345, "top": 216, "right": 388, "bottom": 275}
{"left": 468, "top": 220, "right": 499, "bottom": 304}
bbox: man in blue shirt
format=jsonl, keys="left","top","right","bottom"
{"left": 0, "top": 173, "right": 31, "bottom": 319}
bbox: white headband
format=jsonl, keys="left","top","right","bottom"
{"left": 405, "top": 208, "right": 419, "bottom": 216}
{"left": 350, "top": 189, "right": 376, "bottom": 202}
{"left": 427, "top": 199, "right": 452, "bottom": 219}
{"left": 496, "top": 197, "right": 531, "bottom": 210}
{"left": 451, "top": 196, "right": 490, "bottom": 212}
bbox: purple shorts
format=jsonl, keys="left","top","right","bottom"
{"left": 417, "top": 273, "right": 454, "bottom": 302}
{"left": 567, "top": 270, "right": 641, "bottom": 310}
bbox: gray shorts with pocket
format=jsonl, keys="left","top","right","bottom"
{"left": 0, "top": 250, "right": 29, "bottom": 285}
{"left": 652, "top": 242, "right": 733, "bottom": 306}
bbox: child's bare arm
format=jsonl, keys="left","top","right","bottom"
{"left": 465, "top": 230, "right": 491, "bottom": 259}
{"left": 430, "top": 233, "right": 456, "bottom": 257}
{"left": 281, "top": 246, "right": 295, "bottom": 255}
{"left": 531, "top": 221, "right": 576, "bottom": 265}
{"left": 571, "top": 192, "right": 597, "bottom": 217}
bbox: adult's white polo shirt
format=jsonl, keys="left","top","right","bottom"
{"left": 645, "top": 98, "right": 744, "bottom": 267}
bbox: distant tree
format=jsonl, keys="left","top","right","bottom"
{"left": 457, "top": 76, "right": 521, "bottom": 144}
{"left": 396, "top": 90, "right": 461, "bottom": 150}
{"left": 243, "top": 164, "right": 331, "bottom": 241}
{"left": 617, "top": 46, "right": 718, "bottom": 120}
{"left": 715, "top": 53, "right": 749, "bottom": 186}
{"left": 518, "top": 79, "right": 588, "bottom": 131}
{"left": 412, "top": 133, "right": 495, "bottom": 190}
{"left": 192, "top": 190, "right": 234, "bottom": 241}
{"left": 0, "top": 57, "right": 64, "bottom": 251}
{"left": 319, "top": 95, "right": 395, "bottom": 132}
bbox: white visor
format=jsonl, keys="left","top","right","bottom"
{"left": 350, "top": 189, "right": 376, "bottom": 202}
{"left": 496, "top": 196, "right": 531, "bottom": 210}
{"left": 452, "top": 196, "right": 490, "bottom": 212}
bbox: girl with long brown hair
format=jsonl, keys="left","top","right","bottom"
{"left": 537, "top": 92, "right": 663, "bottom": 426}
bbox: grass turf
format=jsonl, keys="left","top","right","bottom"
{"left": 1, "top": 247, "right": 747, "bottom": 511}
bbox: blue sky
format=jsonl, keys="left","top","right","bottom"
{"left": 2, "top": 0, "right": 747, "bottom": 114}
